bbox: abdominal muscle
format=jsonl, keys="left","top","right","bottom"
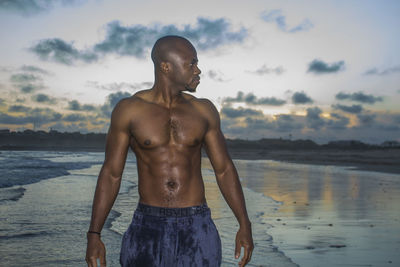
{"left": 134, "top": 147, "right": 206, "bottom": 208}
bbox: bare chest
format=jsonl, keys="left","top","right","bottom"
{"left": 130, "top": 104, "right": 207, "bottom": 148}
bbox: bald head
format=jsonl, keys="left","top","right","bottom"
{"left": 151, "top": 35, "right": 195, "bottom": 67}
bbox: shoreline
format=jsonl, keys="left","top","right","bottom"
{"left": 229, "top": 148, "right": 400, "bottom": 174}
{"left": 2, "top": 147, "right": 399, "bottom": 174}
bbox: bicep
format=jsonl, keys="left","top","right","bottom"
{"left": 204, "top": 128, "right": 232, "bottom": 175}
{"left": 203, "top": 102, "right": 232, "bottom": 175}
{"left": 103, "top": 103, "right": 131, "bottom": 178}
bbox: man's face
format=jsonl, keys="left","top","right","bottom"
{"left": 184, "top": 55, "right": 201, "bottom": 92}
{"left": 169, "top": 45, "right": 201, "bottom": 92}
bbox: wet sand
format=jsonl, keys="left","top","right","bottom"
{"left": 231, "top": 159, "right": 400, "bottom": 267}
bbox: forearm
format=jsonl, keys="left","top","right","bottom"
{"left": 88, "top": 167, "right": 122, "bottom": 233}
{"left": 216, "top": 162, "right": 251, "bottom": 227}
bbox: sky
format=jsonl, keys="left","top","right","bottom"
{"left": 0, "top": 0, "right": 399, "bottom": 144}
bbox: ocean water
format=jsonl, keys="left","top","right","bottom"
{"left": 1, "top": 150, "right": 399, "bottom": 266}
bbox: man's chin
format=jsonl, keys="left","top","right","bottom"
{"left": 185, "top": 85, "right": 197, "bottom": 93}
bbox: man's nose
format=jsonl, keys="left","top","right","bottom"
{"left": 195, "top": 65, "right": 201, "bottom": 75}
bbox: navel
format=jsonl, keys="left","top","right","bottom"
{"left": 166, "top": 180, "right": 178, "bottom": 190}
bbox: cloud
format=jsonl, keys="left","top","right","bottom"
{"left": 221, "top": 107, "right": 263, "bottom": 118}
{"left": 260, "top": 9, "right": 313, "bottom": 33}
{"left": 207, "top": 70, "right": 228, "bottom": 82}
{"left": 30, "top": 17, "right": 247, "bottom": 64}
{"left": 2, "top": 103, "right": 106, "bottom": 132}
{"left": 20, "top": 65, "right": 50, "bottom": 75}
{"left": 100, "top": 91, "right": 132, "bottom": 117}
{"left": 223, "top": 91, "right": 286, "bottom": 106}
{"left": 247, "top": 64, "right": 285, "bottom": 75}
{"left": 10, "top": 73, "right": 44, "bottom": 93}
{"left": 62, "top": 113, "right": 87, "bottom": 122}
{"left": 332, "top": 104, "right": 363, "bottom": 114}
{"left": 86, "top": 81, "right": 152, "bottom": 91}
{"left": 244, "top": 117, "right": 274, "bottom": 130}
{"left": 357, "top": 113, "right": 376, "bottom": 126}
{"left": 393, "top": 114, "right": 400, "bottom": 124}
{"left": 307, "top": 59, "right": 345, "bottom": 74}
{"left": 8, "top": 105, "right": 31, "bottom": 113}
{"left": 0, "top": 108, "right": 62, "bottom": 128}
{"left": 10, "top": 73, "right": 41, "bottom": 83}
{"left": 219, "top": 104, "right": 400, "bottom": 142}
{"left": 327, "top": 113, "right": 350, "bottom": 129}
{"left": 32, "top": 93, "right": 56, "bottom": 104}
{"left": 306, "top": 107, "right": 325, "bottom": 129}
{"left": 335, "top": 91, "right": 383, "bottom": 104}
{"left": 0, "top": 0, "right": 87, "bottom": 16}
{"left": 274, "top": 114, "right": 303, "bottom": 131}
{"left": 0, "top": 66, "right": 13, "bottom": 72}
{"left": 67, "top": 100, "right": 96, "bottom": 111}
{"left": 353, "top": 113, "right": 400, "bottom": 133}
{"left": 19, "top": 84, "right": 43, "bottom": 93}
{"left": 1, "top": 92, "right": 129, "bottom": 130}
{"left": 292, "top": 91, "right": 313, "bottom": 104}
{"left": 363, "top": 65, "right": 400, "bottom": 76}
{"left": 94, "top": 18, "right": 247, "bottom": 57}
{"left": 30, "top": 38, "right": 98, "bottom": 65}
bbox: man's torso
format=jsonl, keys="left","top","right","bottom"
{"left": 123, "top": 90, "right": 211, "bottom": 207}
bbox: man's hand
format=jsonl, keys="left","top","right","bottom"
{"left": 86, "top": 234, "right": 106, "bottom": 267}
{"left": 235, "top": 225, "right": 254, "bottom": 267}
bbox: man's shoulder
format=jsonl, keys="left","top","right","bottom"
{"left": 133, "top": 89, "right": 152, "bottom": 100}
{"left": 184, "top": 94, "right": 219, "bottom": 121}
{"left": 112, "top": 90, "right": 151, "bottom": 118}
{"left": 115, "top": 90, "right": 150, "bottom": 107}
{"left": 183, "top": 93, "right": 215, "bottom": 109}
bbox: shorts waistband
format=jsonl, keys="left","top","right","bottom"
{"left": 136, "top": 202, "right": 209, "bottom": 217}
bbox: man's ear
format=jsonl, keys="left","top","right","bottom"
{"left": 160, "top": 62, "right": 171, "bottom": 74}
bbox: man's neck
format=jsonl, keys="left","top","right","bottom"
{"left": 151, "top": 82, "right": 184, "bottom": 108}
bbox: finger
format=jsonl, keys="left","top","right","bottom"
{"left": 89, "top": 257, "right": 98, "bottom": 267}
{"left": 234, "top": 239, "right": 241, "bottom": 259}
{"left": 245, "top": 246, "right": 254, "bottom": 265}
{"left": 247, "top": 248, "right": 253, "bottom": 264}
{"left": 100, "top": 253, "right": 106, "bottom": 267}
{"left": 239, "top": 245, "right": 250, "bottom": 267}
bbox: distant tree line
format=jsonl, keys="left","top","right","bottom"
{"left": 0, "top": 129, "right": 399, "bottom": 151}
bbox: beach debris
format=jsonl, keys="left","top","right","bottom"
{"left": 370, "top": 224, "right": 374, "bottom": 227}
{"left": 276, "top": 218, "right": 281, "bottom": 221}
{"left": 305, "top": 246, "right": 315, "bottom": 249}
{"left": 329, "top": 244, "right": 346, "bottom": 248}
{"left": 328, "top": 223, "right": 333, "bottom": 226}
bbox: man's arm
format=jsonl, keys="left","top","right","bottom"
{"left": 202, "top": 100, "right": 254, "bottom": 267}
{"left": 86, "top": 100, "right": 131, "bottom": 267}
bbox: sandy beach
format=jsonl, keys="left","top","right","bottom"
{"left": 0, "top": 150, "right": 399, "bottom": 266}
{"left": 229, "top": 159, "right": 400, "bottom": 267}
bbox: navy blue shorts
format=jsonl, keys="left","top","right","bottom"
{"left": 120, "top": 202, "right": 222, "bottom": 267}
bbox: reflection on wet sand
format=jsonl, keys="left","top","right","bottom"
{"left": 228, "top": 159, "right": 400, "bottom": 267}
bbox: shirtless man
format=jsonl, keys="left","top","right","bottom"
{"left": 86, "top": 35, "right": 253, "bottom": 267}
